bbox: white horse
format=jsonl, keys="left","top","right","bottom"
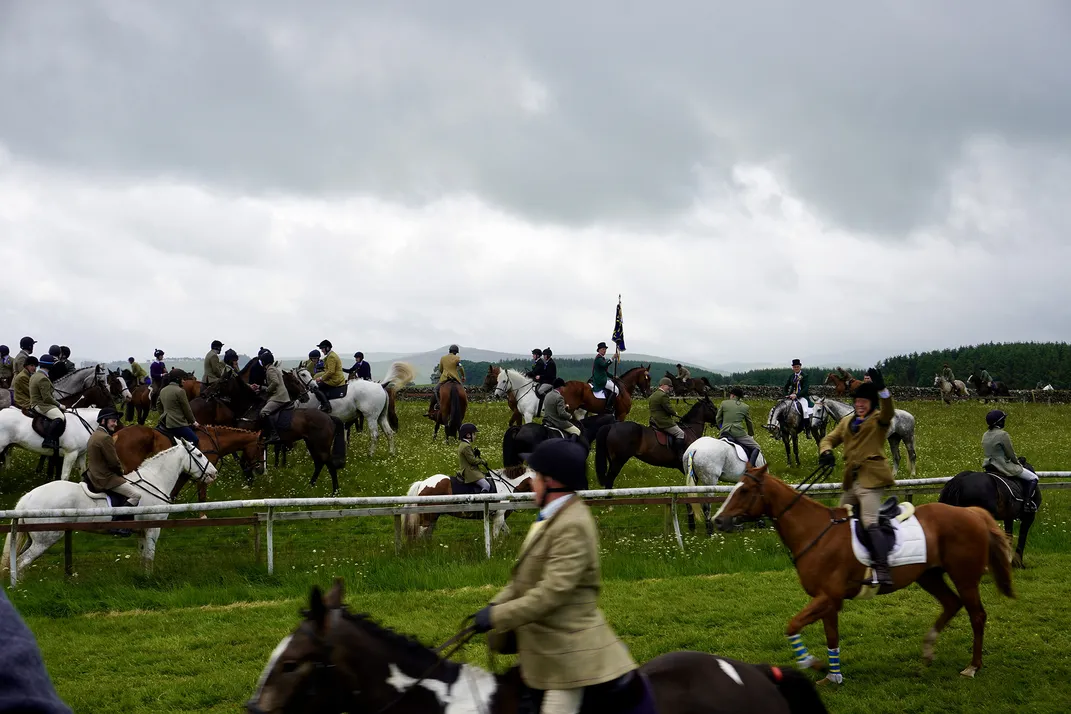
{"left": 2, "top": 441, "right": 217, "bottom": 580}
{"left": 0, "top": 407, "right": 101, "bottom": 479}
{"left": 810, "top": 397, "right": 918, "bottom": 477}
{"left": 402, "top": 469, "right": 535, "bottom": 541}
{"left": 683, "top": 436, "right": 766, "bottom": 536}
{"left": 53, "top": 364, "right": 117, "bottom": 403}
{"left": 933, "top": 374, "right": 968, "bottom": 404}
{"left": 493, "top": 368, "right": 543, "bottom": 423}
{"left": 291, "top": 363, "right": 415, "bottom": 456}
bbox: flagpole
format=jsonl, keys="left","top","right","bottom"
{"left": 613, "top": 294, "right": 621, "bottom": 379}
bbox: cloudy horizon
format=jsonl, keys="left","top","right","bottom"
{"left": 2, "top": 1, "right": 1069, "bottom": 367}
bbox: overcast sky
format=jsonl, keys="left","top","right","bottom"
{"left": 2, "top": 1, "right": 1069, "bottom": 368}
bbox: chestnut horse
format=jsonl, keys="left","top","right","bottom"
{"left": 664, "top": 370, "right": 713, "bottom": 397}
{"left": 169, "top": 367, "right": 201, "bottom": 401}
{"left": 714, "top": 468, "right": 1014, "bottom": 682}
{"left": 823, "top": 370, "right": 861, "bottom": 396}
{"left": 560, "top": 365, "right": 652, "bottom": 421}
{"left": 483, "top": 365, "right": 523, "bottom": 427}
{"left": 428, "top": 381, "right": 467, "bottom": 440}
{"left": 114, "top": 425, "right": 266, "bottom": 504}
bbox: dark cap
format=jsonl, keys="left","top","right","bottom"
{"left": 524, "top": 440, "right": 589, "bottom": 492}
{"left": 553, "top": 377, "right": 566, "bottom": 388}
{"left": 211, "top": 340, "right": 224, "bottom": 350}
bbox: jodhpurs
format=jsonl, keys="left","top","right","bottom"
{"left": 540, "top": 689, "right": 583, "bottom": 714}
{"left": 110, "top": 481, "right": 142, "bottom": 507}
{"left": 33, "top": 405, "right": 63, "bottom": 421}
{"left": 839, "top": 481, "right": 883, "bottom": 528}
{"left": 260, "top": 400, "right": 287, "bottom": 419}
{"left": 1019, "top": 468, "right": 1039, "bottom": 483}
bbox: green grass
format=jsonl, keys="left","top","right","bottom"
{"left": 3, "top": 398, "right": 1071, "bottom": 712}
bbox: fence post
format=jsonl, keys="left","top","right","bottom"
{"left": 9, "top": 518, "right": 18, "bottom": 587}
{"left": 64, "top": 531, "right": 73, "bottom": 577}
{"left": 670, "top": 496, "right": 684, "bottom": 551}
{"left": 266, "top": 507, "right": 275, "bottom": 576}
{"left": 906, "top": 491, "right": 914, "bottom": 504}
{"left": 483, "top": 503, "right": 492, "bottom": 559}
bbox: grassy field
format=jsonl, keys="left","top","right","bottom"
{"left": 2, "top": 397, "right": 1071, "bottom": 713}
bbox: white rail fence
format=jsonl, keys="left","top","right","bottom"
{"left": 4, "top": 474, "right": 1070, "bottom": 586}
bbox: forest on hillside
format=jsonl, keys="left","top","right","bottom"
{"left": 876, "top": 342, "right": 1069, "bottom": 389}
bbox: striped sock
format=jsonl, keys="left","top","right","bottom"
{"left": 787, "top": 634, "right": 810, "bottom": 666}
{"left": 828, "top": 647, "right": 842, "bottom": 682}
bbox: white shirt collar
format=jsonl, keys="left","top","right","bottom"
{"left": 539, "top": 494, "right": 574, "bottom": 521}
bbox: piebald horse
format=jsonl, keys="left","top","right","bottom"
{"left": 715, "top": 468, "right": 1014, "bottom": 682}
{"left": 560, "top": 365, "right": 652, "bottom": 422}
{"left": 402, "top": 469, "right": 535, "bottom": 541}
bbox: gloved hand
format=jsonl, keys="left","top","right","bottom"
{"left": 473, "top": 448, "right": 481, "bottom": 458}
{"left": 819, "top": 450, "right": 836, "bottom": 468}
{"left": 865, "top": 368, "right": 886, "bottom": 391}
{"left": 473, "top": 605, "right": 494, "bottom": 633}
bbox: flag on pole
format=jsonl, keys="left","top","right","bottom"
{"left": 612, "top": 296, "right": 626, "bottom": 353}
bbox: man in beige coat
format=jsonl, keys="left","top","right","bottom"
{"left": 472, "top": 439, "right": 636, "bottom": 713}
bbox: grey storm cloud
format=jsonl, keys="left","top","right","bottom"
{"left": 3, "top": 1, "right": 1070, "bottom": 234}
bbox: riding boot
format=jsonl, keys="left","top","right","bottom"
{"left": 866, "top": 525, "right": 894, "bottom": 586}
{"left": 673, "top": 437, "right": 686, "bottom": 461}
{"left": 605, "top": 389, "right": 616, "bottom": 414}
{"left": 43, "top": 419, "right": 63, "bottom": 450}
{"left": 1022, "top": 480, "right": 1039, "bottom": 513}
{"left": 312, "top": 386, "right": 332, "bottom": 413}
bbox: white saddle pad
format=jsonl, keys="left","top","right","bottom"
{"left": 719, "top": 438, "right": 749, "bottom": 463}
{"left": 591, "top": 389, "right": 606, "bottom": 399}
{"left": 850, "top": 512, "right": 928, "bottom": 568}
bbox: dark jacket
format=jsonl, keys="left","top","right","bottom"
{"left": 0, "top": 588, "right": 73, "bottom": 713}
{"left": 541, "top": 358, "right": 557, "bottom": 384}
{"left": 347, "top": 361, "right": 372, "bottom": 380}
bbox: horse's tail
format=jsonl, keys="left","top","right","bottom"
{"left": 764, "top": 665, "right": 829, "bottom": 714}
{"left": 938, "top": 474, "right": 963, "bottom": 505}
{"left": 1, "top": 530, "right": 26, "bottom": 574}
{"left": 594, "top": 423, "right": 611, "bottom": 483}
{"left": 403, "top": 480, "right": 424, "bottom": 540}
{"left": 686, "top": 451, "right": 705, "bottom": 525}
{"left": 329, "top": 416, "right": 347, "bottom": 468}
{"left": 447, "top": 383, "right": 463, "bottom": 436}
{"left": 969, "top": 506, "right": 1015, "bottom": 598}
{"left": 124, "top": 399, "right": 135, "bottom": 421}
{"left": 502, "top": 426, "right": 522, "bottom": 468}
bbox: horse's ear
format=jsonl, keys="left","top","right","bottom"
{"left": 308, "top": 586, "right": 327, "bottom": 625}
{"left": 324, "top": 578, "right": 345, "bottom": 609}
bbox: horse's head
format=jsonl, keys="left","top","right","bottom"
{"left": 296, "top": 368, "right": 315, "bottom": 387}
{"left": 179, "top": 440, "right": 218, "bottom": 484}
{"left": 483, "top": 365, "right": 500, "bottom": 392}
{"left": 713, "top": 465, "right": 772, "bottom": 531}
{"left": 107, "top": 370, "right": 133, "bottom": 402}
{"left": 638, "top": 365, "right": 652, "bottom": 397}
{"left": 493, "top": 368, "right": 514, "bottom": 399}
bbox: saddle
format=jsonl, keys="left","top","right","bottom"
{"left": 154, "top": 424, "right": 178, "bottom": 446}
{"left": 26, "top": 411, "right": 66, "bottom": 440}
{"left": 448, "top": 475, "right": 497, "bottom": 496}
{"left": 852, "top": 497, "right": 904, "bottom": 550}
{"left": 320, "top": 384, "right": 348, "bottom": 400}
{"left": 719, "top": 436, "right": 756, "bottom": 465}
{"left": 269, "top": 406, "right": 297, "bottom": 436}
{"left": 80, "top": 474, "right": 133, "bottom": 521}
{"left": 649, "top": 423, "right": 681, "bottom": 448}
{"left": 983, "top": 469, "right": 1026, "bottom": 502}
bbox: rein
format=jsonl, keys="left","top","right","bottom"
{"left": 745, "top": 465, "right": 846, "bottom": 565}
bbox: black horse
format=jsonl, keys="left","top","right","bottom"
{"left": 939, "top": 456, "right": 1041, "bottom": 567}
{"left": 501, "top": 414, "right": 614, "bottom": 478}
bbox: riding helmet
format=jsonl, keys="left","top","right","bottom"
{"left": 459, "top": 423, "right": 478, "bottom": 439}
{"left": 38, "top": 354, "right": 56, "bottom": 367}
{"left": 0, "top": 345, "right": 8, "bottom": 356}
{"left": 449, "top": 344, "right": 459, "bottom": 354}
{"left": 553, "top": 377, "right": 566, "bottom": 388}
{"left": 154, "top": 349, "right": 165, "bottom": 358}
{"left": 48, "top": 344, "right": 61, "bottom": 357}
{"left": 260, "top": 350, "right": 275, "bottom": 366}
{"left": 543, "top": 348, "right": 553, "bottom": 357}
{"left": 986, "top": 410, "right": 1006, "bottom": 429}
{"left": 19, "top": 336, "right": 35, "bottom": 351}
{"left": 317, "top": 340, "right": 332, "bottom": 351}
{"left": 96, "top": 406, "right": 123, "bottom": 424}
{"left": 354, "top": 351, "right": 364, "bottom": 360}
{"left": 851, "top": 381, "right": 879, "bottom": 410}
{"left": 211, "top": 340, "right": 224, "bottom": 350}
{"left": 224, "top": 348, "right": 238, "bottom": 362}
{"left": 532, "top": 348, "right": 542, "bottom": 357}
{"left": 309, "top": 349, "right": 321, "bottom": 359}
{"left": 525, "top": 439, "right": 589, "bottom": 492}
{"left": 60, "top": 346, "right": 70, "bottom": 358}
{"left": 659, "top": 377, "right": 673, "bottom": 387}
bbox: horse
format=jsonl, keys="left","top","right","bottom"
{"left": 560, "top": 365, "right": 652, "bottom": 422}
{"left": 501, "top": 414, "right": 615, "bottom": 477}
{"left": 2, "top": 441, "right": 217, "bottom": 579}
{"left": 248, "top": 580, "right": 829, "bottom": 714}
{"left": 191, "top": 371, "right": 261, "bottom": 427}
{"left": 968, "top": 374, "right": 1011, "bottom": 403}
{"left": 428, "top": 380, "right": 468, "bottom": 440}
{"left": 823, "top": 371, "right": 861, "bottom": 396}
{"left": 810, "top": 398, "right": 918, "bottom": 477}
{"left": 286, "top": 363, "right": 414, "bottom": 456}
{"left": 714, "top": 467, "right": 1014, "bottom": 681}
{"left": 114, "top": 425, "right": 265, "bottom": 503}
{"left": 664, "top": 371, "right": 713, "bottom": 398}
{"left": 401, "top": 469, "right": 535, "bottom": 541}
{"left": 0, "top": 407, "right": 100, "bottom": 481}
{"left": 169, "top": 367, "right": 201, "bottom": 401}
{"left": 934, "top": 374, "right": 969, "bottom": 404}
{"left": 52, "top": 365, "right": 114, "bottom": 409}
{"left": 939, "top": 457, "right": 1041, "bottom": 568}
{"left": 683, "top": 436, "right": 767, "bottom": 536}
{"left": 763, "top": 399, "right": 814, "bottom": 467}
{"left": 483, "top": 366, "right": 524, "bottom": 427}
{"left": 119, "top": 369, "right": 152, "bottom": 425}
{"left": 594, "top": 397, "right": 720, "bottom": 488}
{"left": 491, "top": 368, "right": 547, "bottom": 424}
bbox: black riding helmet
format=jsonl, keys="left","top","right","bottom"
{"left": 986, "top": 410, "right": 1007, "bottom": 429}
{"left": 449, "top": 344, "right": 459, "bottom": 354}
{"left": 532, "top": 348, "right": 542, "bottom": 357}
{"left": 154, "top": 349, "right": 165, "bottom": 358}
{"left": 48, "top": 344, "right": 61, "bottom": 357}
{"left": 309, "top": 349, "right": 321, "bottom": 359}
{"left": 20, "top": 336, "right": 35, "bottom": 351}
{"left": 224, "top": 348, "right": 238, "bottom": 362}
{"left": 553, "top": 377, "right": 566, "bottom": 388}
{"left": 60, "top": 346, "right": 70, "bottom": 358}
{"left": 260, "top": 350, "right": 275, "bottom": 366}
{"left": 354, "top": 351, "right": 364, "bottom": 360}
{"left": 96, "top": 406, "right": 123, "bottom": 424}
{"left": 317, "top": 340, "right": 332, "bottom": 351}
{"left": 24, "top": 356, "right": 39, "bottom": 368}
{"left": 851, "top": 381, "right": 880, "bottom": 412}
{"left": 459, "top": 423, "right": 478, "bottom": 439}
{"left": 525, "top": 439, "right": 589, "bottom": 492}
{"left": 0, "top": 345, "right": 8, "bottom": 356}
{"left": 543, "top": 348, "right": 552, "bottom": 357}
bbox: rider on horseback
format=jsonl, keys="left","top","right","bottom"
{"left": 471, "top": 439, "right": 637, "bottom": 713}
{"left": 457, "top": 423, "right": 491, "bottom": 493}
{"left": 784, "top": 358, "right": 811, "bottom": 427}
{"left": 305, "top": 350, "right": 323, "bottom": 377}
{"left": 203, "top": 340, "right": 226, "bottom": 386}
{"left": 30, "top": 355, "right": 65, "bottom": 450}
{"left": 0, "top": 345, "right": 12, "bottom": 389}
{"left": 256, "top": 350, "right": 290, "bottom": 444}
{"left": 542, "top": 378, "right": 581, "bottom": 437}
{"left": 591, "top": 342, "right": 618, "bottom": 413}
{"left": 222, "top": 348, "right": 240, "bottom": 374}
{"left": 527, "top": 348, "right": 545, "bottom": 382}
{"left": 311, "top": 340, "right": 346, "bottom": 413}
{"left": 978, "top": 366, "right": 995, "bottom": 391}
{"left": 86, "top": 406, "right": 142, "bottom": 509}
{"left": 13, "top": 336, "right": 35, "bottom": 375}
{"left": 429, "top": 344, "right": 465, "bottom": 415}
{"left": 941, "top": 363, "right": 956, "bottom": 384}
{"left": 158, "top": 373, "right": 200, "bottom": 448}
{"left": 983, "top": 410, "right": 1038, "bottom": 513}
{"left": 541, "top": 347, "right": 557, "bottom": 384}
{"left": 12, "top": 355, "right": 37, "bottom": 410}
{"left": 346, "top": 352, "right": 372, "bottom": 380}
{"left": 45, "top": 345, "right": 70, "bottom": 382}
{"left": 717, "top": 387, "right": 760, "bottom": 466}
{"left": 676, "top": 363, "right": 691, "bottom": 383}
{"left": 650, "top": 377, "right": 685, "bottom": 457}
{"left": 819, "top": 368, "right": 896, "bottom": 586}
{"left": 150, "top": 349, "right": 167, "bottom": 409}
{"left": 128, "top": 357, "right": 149, "bottom": 386}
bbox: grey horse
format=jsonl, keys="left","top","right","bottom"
{"left": 809, "top": 397, "right": 918, "bottom": 477}
{"left": 934, "top": 374, "right": 968, "bottom": 404}
{"left": 763, "top": 398, "right": 815, "bottom": 467}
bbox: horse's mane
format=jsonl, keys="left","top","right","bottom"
{"left": 339, "top": 610, "right": 447, "bottom": 672}
{"left": 139, "top": 443, "right": 185, "bottom": 467}
{"left": 681, "top": 399, "right": 712, "bottom": 421}
{"left": 200, "top": 425, "right": 257, "bottom": 434}
{"left": 55, "top": 365, "right": 98, "bottom": 386}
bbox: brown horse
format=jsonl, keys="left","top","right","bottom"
{"left": 968, "top": 374, "right": 1011, "bottom": 403}
{"left": 664, "top": 370, "right": 713, "bottom": 397}
{"left": 118, "top": 369, "right": 152, "bottom": 424}
{"left": 560, "top": 365, "right": 652, "bottom": 421}
{"left": 169, "top": 367, "right": 201, "bottom": 401}
{"left": 823, "top": 370, "right": 861, "bottom": 396}
{"left": 402, "top": 469, "right": 534, "bottom": 541}
{"left": 428, "top": 381, "right": 468, "bottom": 440}
{"left": 483, "top": 366, "right": 523, "bottom": 427}
{"left": 714, "top": 468, "right": 1014, "bottom": 682}
{"left": 594, "top": 397, "right": 720, "bottom": 487}
{"left": 191, "top": 372, "right": 261, "bottom": 427}
{"left": 114, "top": 425, "right": 266, "bottom": 504}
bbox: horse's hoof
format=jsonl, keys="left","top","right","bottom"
{"left": 816, "top": 675, "right": 842, "bottom": 687}
{"left": 960, "top": 666, "right": 978, "bottom": 678}
{"left": 1012, "top": 553, "right": 1025, "bottom": 569}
